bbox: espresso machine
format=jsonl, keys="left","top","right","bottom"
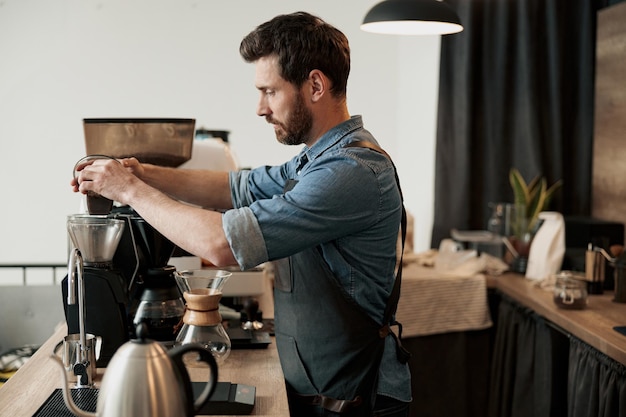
{"left": 63, "top": 118, "right": 196, "bottom": 359}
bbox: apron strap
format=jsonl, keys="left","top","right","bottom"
{"left": 345, "top": 141, "right": 411, "bottom": 364}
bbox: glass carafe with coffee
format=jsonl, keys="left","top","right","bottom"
{"left": 122, "top": 214, "right": 186, "bottom": 346}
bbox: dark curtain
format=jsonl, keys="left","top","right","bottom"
{"left": 568, "top": 337, "right": 626, "bottom": 417}
{"left": 488, "top": 294, "right": 570, "bottom": 417}
{"left": 431, "top": 0, "right": 620, "bottom": 248}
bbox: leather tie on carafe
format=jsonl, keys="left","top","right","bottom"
{"left": 183, "top": 289, "right": 222, "bottom": 326}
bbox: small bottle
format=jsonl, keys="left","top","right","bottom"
{"left": 486, "top": 202, "right": 505, "bottom": 258}
{"left": 585, "top": 243, "right": 605, "bottom": 295}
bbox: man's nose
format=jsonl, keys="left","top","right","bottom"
{"left": 256, "top": 97, "right": 270, "bottom": 117}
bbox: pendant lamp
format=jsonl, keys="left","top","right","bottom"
{"left": 361, "top": 0, "right": 463, "bottom": 35}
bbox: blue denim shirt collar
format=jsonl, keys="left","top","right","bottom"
{"left": 298, "top": 115, "right": 363, "bottom": 168}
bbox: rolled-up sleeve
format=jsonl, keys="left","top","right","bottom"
{"left": 229, "top": 170, "right": 256, "bottom": 208}
{"left": 226, "top": 166, "right": 299, "bottom": 269}
{"left": 222, "top": 207, "right": 268, "bottom": 270}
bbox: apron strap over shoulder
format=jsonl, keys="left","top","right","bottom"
{"left": 345, "top": 141, "right": 411, "bottom": 365}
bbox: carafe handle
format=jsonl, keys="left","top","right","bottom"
{"left": 169, "top": 343, "right": 219, "bottom": 417}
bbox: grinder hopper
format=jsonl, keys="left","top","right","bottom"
{"left": 83, "top": 118, "right": 196, "bottom": 167}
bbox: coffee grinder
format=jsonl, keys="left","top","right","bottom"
{"left": 79, "top": 118, "right": 196, "bottom": 345}
{"left": 62, "top": 215, "right": 127, "bottom": 368}
{"left": 65, "top": 118, "right": 258, "bottom": 413}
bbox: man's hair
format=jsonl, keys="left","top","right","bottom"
{"left": 240, "top": 11, "right": 350, "bottom": 98}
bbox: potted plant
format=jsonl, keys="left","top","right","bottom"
{"left": 507, "top": 168, "right": 562, "bottom": 271}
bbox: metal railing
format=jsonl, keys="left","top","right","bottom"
{"left": 0, "top": 264, "right": 66, "bottom": 286}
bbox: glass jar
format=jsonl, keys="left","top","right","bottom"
{"left": 553, "top": 272, "right": 588, "bottom": 310}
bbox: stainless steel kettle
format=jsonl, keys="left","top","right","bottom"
{"left": 51, "top": 324, "right": 218, "bottom": 417}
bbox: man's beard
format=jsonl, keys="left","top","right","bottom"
{"left": 268, "top": 93, "right": 313, "bottom": 146}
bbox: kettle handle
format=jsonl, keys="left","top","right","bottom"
{"left": 169, "top": 344, "right": 219, "bottom": 416}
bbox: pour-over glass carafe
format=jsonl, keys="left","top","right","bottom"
{"left": 174, "top": 269, "right": 232, "bottom": 363}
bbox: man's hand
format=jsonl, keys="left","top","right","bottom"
{"left": 71, "top": 157, "right": 143, "bottom": 206}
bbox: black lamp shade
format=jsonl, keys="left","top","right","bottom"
{"left": 361, "top": 0, "right": 463, "bottom": 35}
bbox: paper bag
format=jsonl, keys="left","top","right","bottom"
{"left": 525, "top": 212, "right": 565, "bottom": 281}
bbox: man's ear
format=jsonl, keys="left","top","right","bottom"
{"left": 308, "top": 69, "right": 327, "bottom": 102}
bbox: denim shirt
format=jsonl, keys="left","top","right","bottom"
{"left": 222, "top": 115, "right": 412, "bottom": 402}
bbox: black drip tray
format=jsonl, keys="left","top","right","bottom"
{"left": 33, "top": 388, "right": 98, "bottom": 417}
{"left": 33, "top": 383, "right": 254, "bottom": 416}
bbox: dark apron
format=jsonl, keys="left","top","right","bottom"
{"left": 273, "top": 249, "right": 386, "bottom": 416}
{"left": 273, "top": 143, "right": 409, "bottom": 416}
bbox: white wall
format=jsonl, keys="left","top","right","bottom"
{"left": 0, "top": 0, "right": 440, "bottom": 277}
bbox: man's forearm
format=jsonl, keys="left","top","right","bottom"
{"left": 125, "top": 183, "right": 237, "bottom": 267}
{"left": 141, "top": 164, "right": 233, "bottom": 209}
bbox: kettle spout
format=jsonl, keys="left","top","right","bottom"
{"left": 50, "top": 355, "right": 96, "bottom": 417}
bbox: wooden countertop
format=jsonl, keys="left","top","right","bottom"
{"left": 0, "top": 324, "right": 289, "bottom": 417}
{"left": 3, "top": 273, "right": 626, "bottom": 416}
{"left": 492, "top": 272, "right": 626, "bottom": 365}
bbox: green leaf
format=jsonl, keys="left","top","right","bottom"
{"left": 527, "top": 175, "right": 541, "bottom": 194}
{"left": 543, "top": 179, "right": 563, "bottom": 209}
{"left": 509, "top": 168, "right": 529, "bottom": 207}
{"left": 527, "top": 178, "right": 547, "bottom": 231}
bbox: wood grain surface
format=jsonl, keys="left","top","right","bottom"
{"left": 592, "top": 1, "right": 626, "bottom": 241}
{"left": 0, "top": 324, "right": 288, "bottom": 417}
{"left": 494, "top": 272, "right": 626, "bottom": 365}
